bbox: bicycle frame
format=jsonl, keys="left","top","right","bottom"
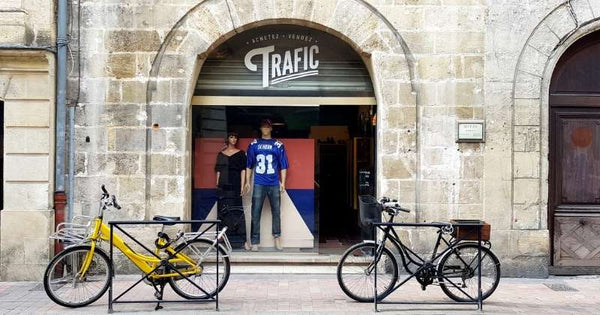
{"left": 78, "top": 218, "right": 202, "bottom": 280}
{"left": 369, "top": 219, "right": 489, "bottom": 311}
{"left": 374, "top": 214, "right": 481, "bottom": 280}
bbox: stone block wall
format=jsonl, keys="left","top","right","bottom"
{"left": 0, "top": 0, "right": 589, "bottom": 278}
{"left": 0, "top": 1, "right": 57, "bottom": 280}
{"left": 0, "top": 52, "right": 56, "bottom": 280}
{"left": 0, "top": 0, "right": 55, "bottom": 47}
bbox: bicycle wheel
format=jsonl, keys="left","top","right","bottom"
{"left": 437, "top": 243, "right": 501, "bottom": 302}
{"left": 43, "top": 245, "right": 111, "bottom": 308}
{"left": 169, "top": 238, "right": 230, "bottom": 299}
{"left": 337, "top": 242, "right": 398, "bottom": 302}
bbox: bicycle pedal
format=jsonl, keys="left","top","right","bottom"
{"left": 154, "top": 292, "right": 162, "bottom": 299}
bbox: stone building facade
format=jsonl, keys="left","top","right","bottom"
{"left": 0, "top": 0, "right": 56, "bottom": 280}
{"left": 2, "top": 0, "right": 600, "bottom": 280}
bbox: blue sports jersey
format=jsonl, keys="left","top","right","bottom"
{"left": 246, "top": 138, "right": 289, "bottom": 186}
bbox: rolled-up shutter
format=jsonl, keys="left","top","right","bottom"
{"left": 194, "top": 24, "right": 374, "bottom": 99}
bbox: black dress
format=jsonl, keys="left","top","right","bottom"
{"left": 215, "top": 150, "right": 247, "bottom": 248}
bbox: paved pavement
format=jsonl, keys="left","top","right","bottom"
{"left": 1, "top": 271, "right": 599, "bottom": 314}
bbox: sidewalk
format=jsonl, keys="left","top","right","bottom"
{"left": 1, "top": 272, "right": 599, "bottom": 314}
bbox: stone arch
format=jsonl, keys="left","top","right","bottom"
{"left": 511, "top": 0, "right": 600, "bottom": 229}
{"left": 142, "top": 0, "right": 420, "bottom": 219}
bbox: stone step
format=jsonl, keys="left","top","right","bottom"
{"left": 229, "top": 264, "right": 339, "bottom": 274}
{"left": 229, "top": 252, "right": 342, "bottom": 264}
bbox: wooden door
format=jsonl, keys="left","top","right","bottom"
{"left": 550, "top": 32, "right": 600, "bottom": 268}
{"left": 551, "top": 110, "right": 600, "bottom": 266}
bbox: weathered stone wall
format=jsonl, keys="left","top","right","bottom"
{"left": 30, "top": 0, "right": 600, "bottom": 278}
{"left": 0, "top": 1, "right": 56, "bottom": 280}
{"left": 0, "top": 52, "right": 56, "bottom": 281}
{"left": 0, "top": 0, "right": 55, "bottom": 46}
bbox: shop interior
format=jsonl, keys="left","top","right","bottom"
{"left": 191, "top": 104, "right": 376, "bottom": 253}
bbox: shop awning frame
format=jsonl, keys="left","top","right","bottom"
{"left": 191, "top": 96, "right": 376, "bottom": 106}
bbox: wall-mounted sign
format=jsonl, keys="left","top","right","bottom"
{"left": 456, "top": 120, "right": 485, "bottom": 142}
{"left": 245, "top": 44, "right": 320, "bottom": 87}
{"left": 196, "top": 24, "right": 374, "bottom": 97}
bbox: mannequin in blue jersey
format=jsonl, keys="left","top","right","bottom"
{"left": 243, "top": 119, "right": 289, "bottom": 251}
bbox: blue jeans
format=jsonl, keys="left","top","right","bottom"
{"left": 251, "top": 184, "right": 281, "bottom": 244}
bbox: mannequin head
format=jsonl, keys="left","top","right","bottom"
{"left": 260, "top": 119, "right": 273, "bottom": 138}
{"left": 226, "top": 131, "right": 238, "bottom": 147}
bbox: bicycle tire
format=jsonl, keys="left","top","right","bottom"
{"left": 169, "top": 238, "right": 230, "bottom": 299}
{"left": 43, "top": 245, "right": 111, "bottom": 308}
{"left": 337, "top": 242, "right": 398, "bottom": 302}
{"left": 437, "top": 243, "right": 501, "bottom": 302}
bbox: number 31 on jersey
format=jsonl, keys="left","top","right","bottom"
{"left": 256, "top": 154, "right": 275, "bottom": 174}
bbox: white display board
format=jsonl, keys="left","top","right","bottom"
{"left": 456, "top": 120, "right": 485, "bottom": 142}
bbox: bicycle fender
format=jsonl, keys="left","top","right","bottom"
{"left": 78, "top": 242, "right": 97, "bottom": 279}
{"left": 182, "top": 238, "right": 231, "bottom": 256}
{"left": 455, "top": 240, "right": 493, "bottom": 250}
{"left": 437, "top": 242, "right": 499, "bottom": 267}
{"left": 67, "top": 244, "right": 109, "bottom": 279}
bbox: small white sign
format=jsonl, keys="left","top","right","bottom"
{"left": 456, "top": 120, "right": 485, "bottom": 142}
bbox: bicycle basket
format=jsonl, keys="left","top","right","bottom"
{"left": 49, "top": 216, "right": 93, "bottom": 246}
{"left": 359, "top": 195, "right": 382, "bottom": 226}
{"left": 450, "top": 219, "right": 491, "bottom": 241}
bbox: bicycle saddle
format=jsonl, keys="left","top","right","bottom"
{"left": 152, "top": 215, "right": 181, "bottom": 225}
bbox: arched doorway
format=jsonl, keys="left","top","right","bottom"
{"left": 190, "top": 24, "right": 376, "bottom": 253}
{"left": 549, "top": 31, "right": 600, "bottom": 270}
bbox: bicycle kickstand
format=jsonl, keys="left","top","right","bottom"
{"left": 153, "top": 282, "right": 166, "bottom": 311}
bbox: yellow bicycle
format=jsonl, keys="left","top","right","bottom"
{"left": 43, "top": 185, "right": 231, "bottom": 308}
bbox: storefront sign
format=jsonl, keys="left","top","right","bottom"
{"left": 198, "top": 24, "right": 373, "bottom": 97}
{"left": 456, "top": 120, "right": 485, "bottom": 142}
{"left": 244, "top": 43, "right": 320, "bottom": 87}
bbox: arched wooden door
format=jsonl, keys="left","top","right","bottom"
{"left": 550, "top": 32, "right": 600, "bottom": 270}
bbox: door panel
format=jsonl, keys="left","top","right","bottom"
{"left": 556, "top": 114, "right": 600, "bottom": 205}
{"left": 551, "top": 110, "right": 600, "bottom": 267}
{"left": 554, "top": 217, "right": 600, "bottom": 266}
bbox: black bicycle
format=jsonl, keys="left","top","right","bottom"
{"left": 337, "top": 196, "right": 501, "bottom": 303}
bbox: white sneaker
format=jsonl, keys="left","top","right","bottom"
{"left": 251, "top": 245, "right": 259, "bottom": 252}
{"left": 274, "top": 237, "right": 283, "bottom": 251}
{"left": 244, "top": 242, "right": 251, "bottom": 251}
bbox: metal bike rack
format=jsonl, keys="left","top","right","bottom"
{"left": 107, "top": 219, "right": 222, "bottom": 313}
{"left": 372, "top": 221, "right": 484, "bottom": 312}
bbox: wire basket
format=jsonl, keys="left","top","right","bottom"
{"left": 359, "top": 195, "right": 382, "bottom": 227}
{"left": 49, "top": 216, "right": 94, "bottom": 246}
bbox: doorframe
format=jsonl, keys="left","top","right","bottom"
{"left": 546, "top": 30, "right": 600, "bottom": 272}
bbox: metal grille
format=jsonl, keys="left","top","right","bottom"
{"left": 196, "top": 60, "right": 374, "bottom": 97}
{"left": 29, "top": 283, "right": 45, "bottom": 291}
{"left": 544, "top": 283, "right": 578, "bottom": 292}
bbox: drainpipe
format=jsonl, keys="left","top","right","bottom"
{"left": 68, "top": 105, "right": 75, "bottom": 223}
{"left": 55, "top": 0, "right": 68, "bottom": 229}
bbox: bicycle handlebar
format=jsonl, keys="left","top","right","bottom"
{"left": 99, "top": 185, "right": 121, "bottom": 211}
{"left": 380, "top": 197, "right": 411, "bottom": 215}
{"left": 112, "top": 195, "right": 121, "bottom": 210}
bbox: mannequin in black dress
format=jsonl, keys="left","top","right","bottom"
{"left": 215, "top": 132, "right": 250, "bottom": 250}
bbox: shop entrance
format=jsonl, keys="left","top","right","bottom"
{"left": 191, "top": 104, "right": 376, "bottom": 253}
{"left": 190, "top": 24, "right": 376, "bottom": 254}
{"left": 315, "top": 106, "right": 375, "bottom": 252}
